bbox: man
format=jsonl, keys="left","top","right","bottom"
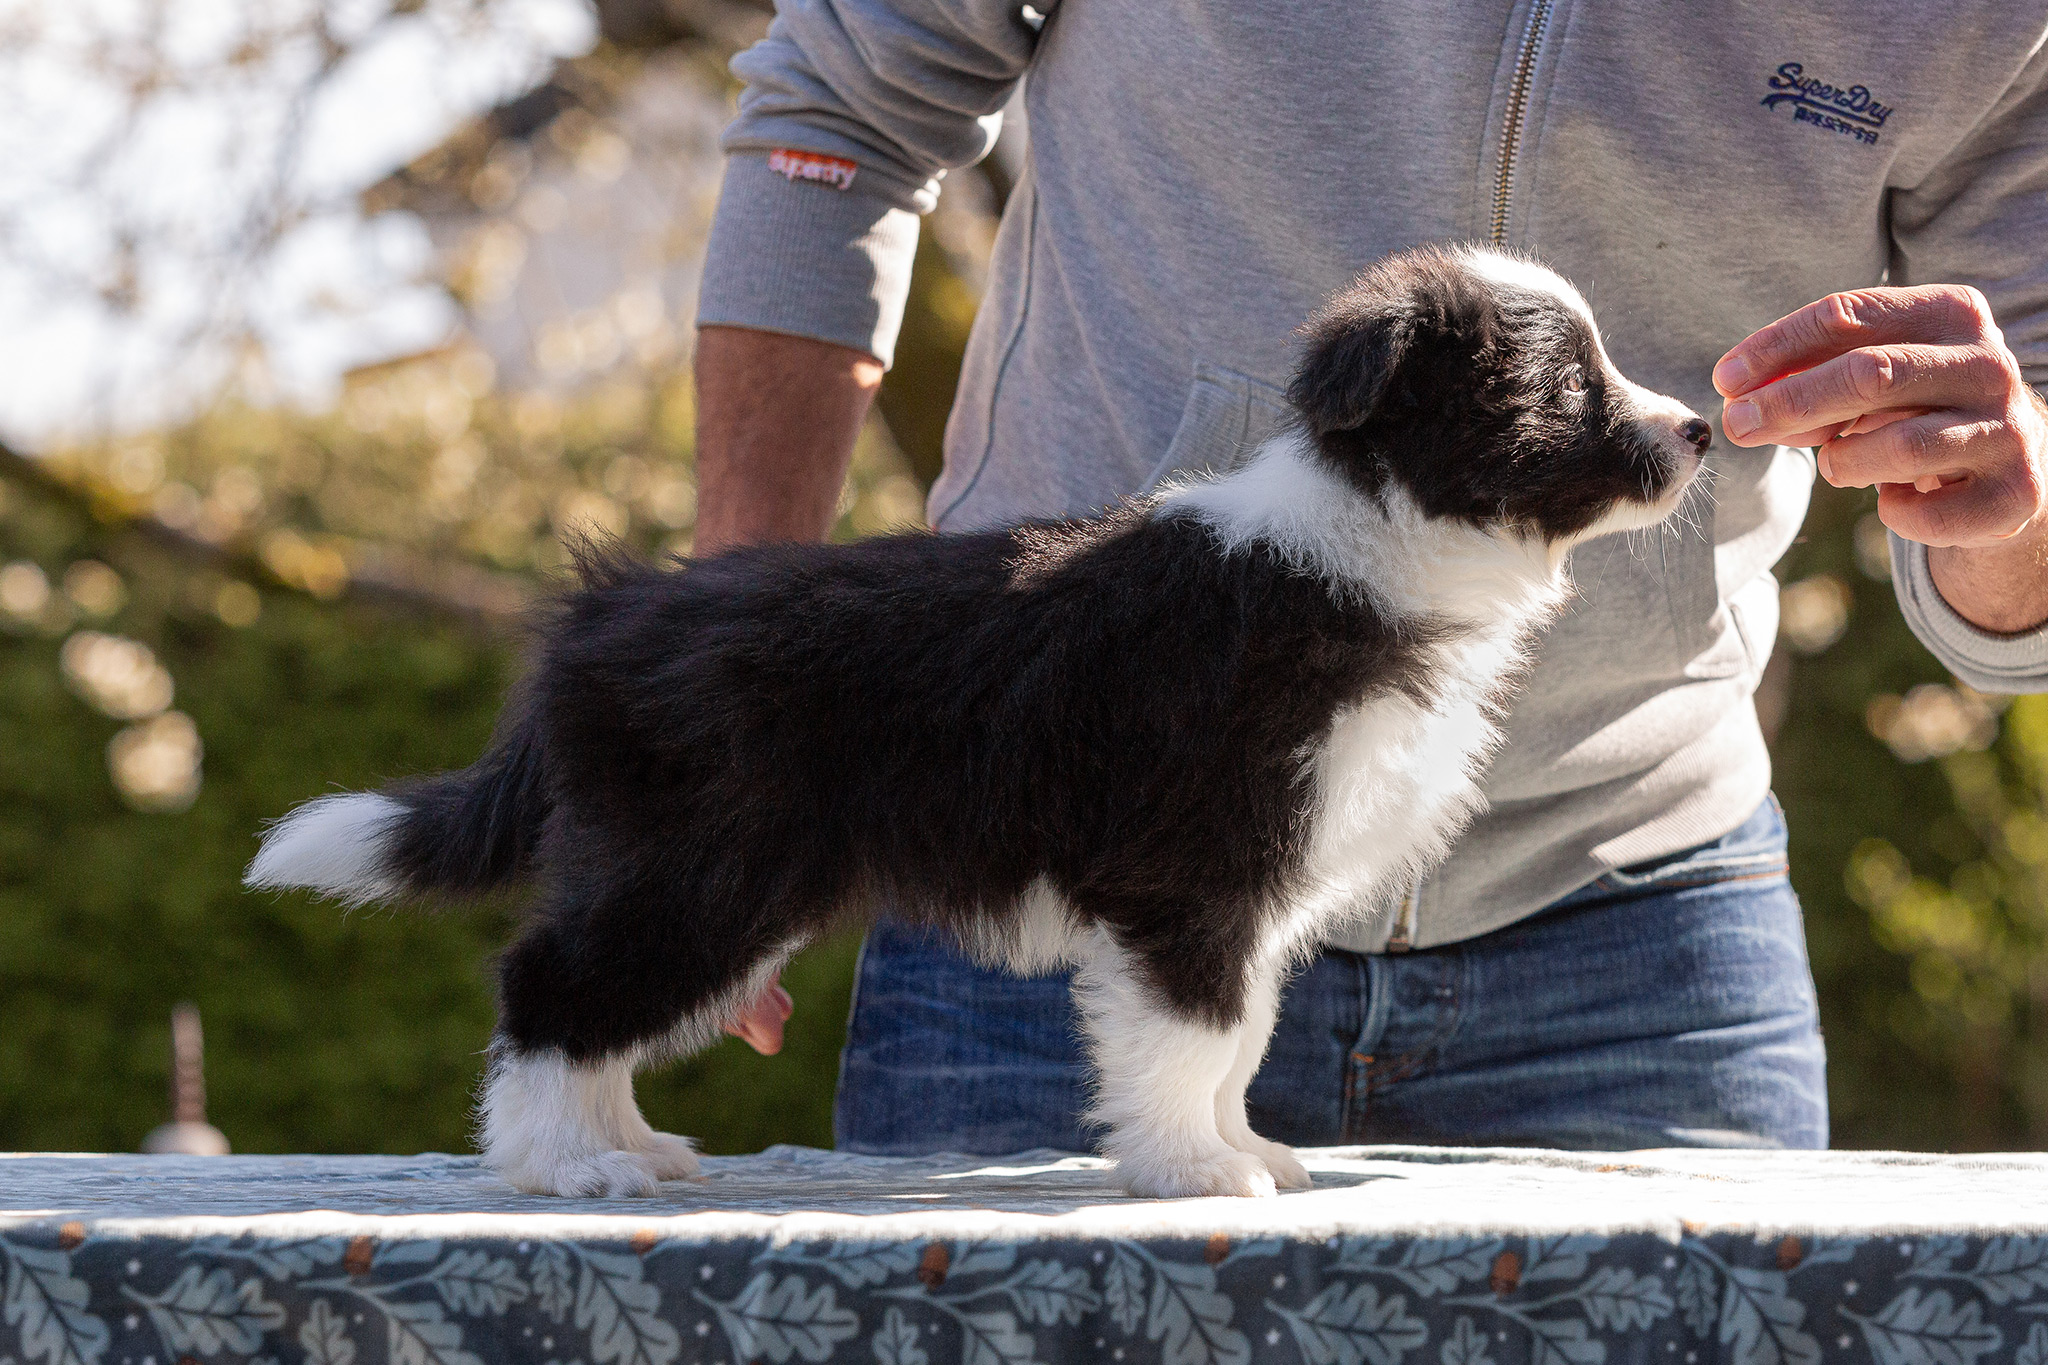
{"left": 693, "top": 1, "right": 2048, "bottom": 1152}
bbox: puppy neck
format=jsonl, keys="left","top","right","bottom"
{"left": 1156, "top": 430, "right": 1574, "bottom": 627}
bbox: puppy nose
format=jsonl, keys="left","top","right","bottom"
{"left": 1677, "top": 418, "right": 1712, "bottom": 451}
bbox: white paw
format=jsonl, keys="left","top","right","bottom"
{"left": 1117, "top": 1146, "right": 1279, "bottom": 1199}
{"left": 1218, "top": 1113, "right": 1315, "bottom": 1191}
{"left": 636, "top": 1131, "right": 701, "bottom": 1181}
{"left": 1240, "top": 1137, "right": 1313, "bottom": 1191}
{"left": 495, "top": 1149, "right": 660, "bottom": 1198}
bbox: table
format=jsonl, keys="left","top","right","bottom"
{"left": 6, "top": 1145, "right": 2047, "bottom": 1365}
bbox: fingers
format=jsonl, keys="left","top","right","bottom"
{"left": 1816, "top": 412, "right": 2015, "bottom": 490}
{"left": 1722, "top": 284, "right": 2048, "bottom": 550}
{"left": 1835, "top": 407, "right": 1934, "bottom": 439}
{"left": 1878, "top": 472, "right": 2043, "bottom": 549}
{"left": 723, "top": 976, "right": 795, "bottom": 1055}
{"left": 1713, "top": 284, "right": 1996, "bottom": 398}
{"left": 1804, "top": 407, "right": 1938, "bottom": 462}
{"left": 1720, "top": 342, "right": 2013, "bottom": 448}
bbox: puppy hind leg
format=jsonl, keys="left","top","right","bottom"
{"left": 478, "top": 1045, "right": 692, "bottom": 1197}
{"left": 1212, "top": 964, "right": 1311, "bottom": 1191}
{"left": 483, "top": 904, "right": 787, "bottom": 1196}
{"left": 611, "top": 946, "right": 802, "bottom": 1182}
{"left": 609, "top": 1058, "right": 703, "bottom": 1184}
{"left": 1074, "top": 935, "right": 1276, "bottom": 1199}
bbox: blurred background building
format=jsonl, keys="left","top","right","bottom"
{"left": 0, "top": 0, "right": 2044, "bottom": 1158}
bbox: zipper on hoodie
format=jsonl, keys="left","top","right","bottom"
{"left": 1489, "top": 0, "right": 1557, "bottom": 245}
{"left": 1386, "top": 883, "right": 1419, "bottom": 954}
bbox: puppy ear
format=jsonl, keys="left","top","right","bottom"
{"left": 1286, "top": 304, "right": 1416, "bottom": 436}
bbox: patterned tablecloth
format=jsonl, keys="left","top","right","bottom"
{"left": 5, "top": 1145, "right": 2048, "bottom": 1365}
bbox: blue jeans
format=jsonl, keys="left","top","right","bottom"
{"left": 835, "top": 796, "right": 1828, "bottom": 1153}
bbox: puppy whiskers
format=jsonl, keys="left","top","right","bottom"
{"left": 1675, "top": 467, "right": 1721, "bottom": 544}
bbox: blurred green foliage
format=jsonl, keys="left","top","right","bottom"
{"left": 1774, "top": 481, "right": 2048, "bottom": 1149}
{"left": 0, "top": 360, "right": 924, "bottom": 1156}
{"left": 0, "top": 560, "right": 515, "bottom": 1154}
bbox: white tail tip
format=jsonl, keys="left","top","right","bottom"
{"left": 244, "top": 793, "right": 406, "bottom": 905}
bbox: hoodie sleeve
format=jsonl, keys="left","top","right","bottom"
{"left": 694, "top": 0, "right": 1043, "bottom": 367}
{"left": 1885, "top": 27, "right": 2048, "bottom": 692}
{"left": 1889, "top": 532, "right": 2048, "bottom": 694}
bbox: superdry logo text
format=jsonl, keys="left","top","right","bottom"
{"left": 1761, "top": 63, "right": 1891, "bottom": 146}
{"left": 768, "top": 148, "right": 858, "bottom": 189}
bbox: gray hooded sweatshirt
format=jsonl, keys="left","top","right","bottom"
{"left": 697, "top": 0, "right": 2048, "bottom": 952}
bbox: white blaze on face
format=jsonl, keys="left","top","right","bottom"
{"left": 1457, "top": 248, "right": 1598, "bottom": 328}
{"left": 1457, "top": 247, "right": 1704, "bottom": 537}
{"left": 1467, "top": 251, "right": 1661, "bottom": 478}
{"left": 1595, "top": 359, "right": 1708, "bottom": 537}
{"left": 1615, "top": 376, "right": 1704, "bottom": 450}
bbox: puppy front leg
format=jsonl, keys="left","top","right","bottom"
{"left": 1074, "top": 934, "right": 1277, "bottom": 1199}
{"left": 1212, "top": 963, "right": 1311, "bottom": 1190}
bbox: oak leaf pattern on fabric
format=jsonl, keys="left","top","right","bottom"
{"left": 5, "top": 1219, "right": 2048, "bottom": 1365}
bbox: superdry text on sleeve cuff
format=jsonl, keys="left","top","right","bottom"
{"left": 696, "top": 152, "right": 921, "bottom": 369}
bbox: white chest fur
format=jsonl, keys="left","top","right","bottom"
{"left": 1160, "top": 434, "right": 1575, "bottom": 958}
{"left": 1288, "top": 622, "right": 1530, "bottom": 948}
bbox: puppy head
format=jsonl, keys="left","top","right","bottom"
{"left": 1287, "top": 244, "right": 1707, "bottom": 543}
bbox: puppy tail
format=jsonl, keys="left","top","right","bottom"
{"left": 245, "top": 709, "right": 548, "bottom": 906}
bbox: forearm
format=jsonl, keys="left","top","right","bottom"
{"left": 1930, "top": 525, "right": 2048, "bottom": 633}
{"left": 692, "top": 325, "right": 885, "bottom": 556}
{"left": 1929, "top": 384, "right": 2048, "bottom": 634}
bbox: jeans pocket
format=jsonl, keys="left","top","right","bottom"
{"left": 1143, "top": 362, "right": 1291, "bottom": 489}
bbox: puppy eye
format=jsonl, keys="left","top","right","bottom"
{"left": 1560, "top": 365, "right": 1587, "bottom": 396}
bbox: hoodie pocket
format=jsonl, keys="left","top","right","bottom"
{"left": 1143, "top": 362, "right": 1292, "bottom": 489}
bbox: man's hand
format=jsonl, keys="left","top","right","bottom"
{"left": 696, "top": 324, "right": 884, "bottom": 1053}
{"left": 1714, "top": 284, "right": 2048, "bottom": 633}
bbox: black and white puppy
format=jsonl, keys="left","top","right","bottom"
{"left": 247, "top": 244, "right": 1710, "bottom": 1200}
